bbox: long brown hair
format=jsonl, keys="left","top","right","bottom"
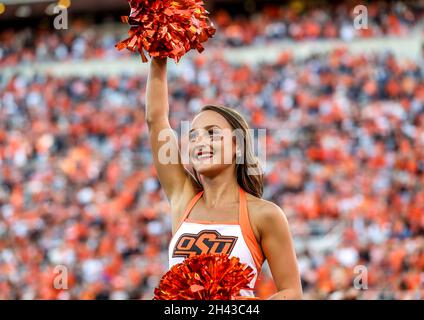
{"left": 189, "top": 104, "right": 264, "bottom": 198}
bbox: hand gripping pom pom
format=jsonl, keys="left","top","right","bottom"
{"left": 154, "top": 253, "right": 257, "bottom": 300}
{"left": 116, "top": 0, "right": 216, "bottom": 63}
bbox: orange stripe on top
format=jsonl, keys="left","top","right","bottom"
{"left": 238, "top": 187, "right": 264, "bottom": 273}
{"left": 184, "top": 220, "right": 239, "bottom": 225}
{"left": 175, "top": 186, "right": 264, "bottom": 273}
{"left": 175, "top": 190, "right": 204, "bottom": 232}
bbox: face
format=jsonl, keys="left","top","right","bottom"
{"left": 189, "top": 110, "right": 237, "bottom": 177}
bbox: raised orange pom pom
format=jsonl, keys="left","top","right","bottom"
{"left": 116, "top": 0, "right": 216, "bottom": 63}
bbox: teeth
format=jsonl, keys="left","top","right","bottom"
{"left": 197, "top": 153, "right": 213, "bottom": 159}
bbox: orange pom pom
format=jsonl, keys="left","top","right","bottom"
{"left": 116, "top": 0, "right": 216, "bottom": 63}
{"left": 154, "top": 253, "right": 255, "bottom": 300}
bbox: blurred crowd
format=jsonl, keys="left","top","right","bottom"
{"left": 213, "top": 0, "right": 420, "bottom": 45}
{"left": 1, "top": 1, "right": 422, "bottom": 67}
{"left": 1, "top": 44, "right": 423, "bottom": 299}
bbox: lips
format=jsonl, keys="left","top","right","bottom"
{"left": 195, "top": 149, "right": 214, "bottom": 160}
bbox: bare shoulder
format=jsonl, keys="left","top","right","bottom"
{"left": 246, "top": 193, "right": 286, "bottom": 219}
{"left": 245, "top": 193, "right": 289, "bottom": 240}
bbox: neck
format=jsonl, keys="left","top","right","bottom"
{"left": 200, "top": 168, "right": 239, "bottom": 208}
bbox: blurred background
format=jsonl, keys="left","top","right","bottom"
{"left": 0, "top": 0, "right": 424, "bottom": 300}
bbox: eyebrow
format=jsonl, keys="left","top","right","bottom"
{"left": 189, "top": 125, "right": 222, "bottom": 134}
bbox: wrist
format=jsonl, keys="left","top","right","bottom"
{"left": 152, "top": 56, "right": 167, "bottom": 65}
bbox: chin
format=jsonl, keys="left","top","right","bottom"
{"left": 194, "top": 163, "right": 228, "bottom": 178}
{"left": 195, "top": 165, "right": 219, "bottom": 177}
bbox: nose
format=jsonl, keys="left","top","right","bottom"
{"left": 193, "top": 141, "right": 210, "bottom": 154}
{"left": 191, "top": 133, "right": 212, "bottom": 156}
{"left": 196, "top": 132, "right": 210, "bottom": 144}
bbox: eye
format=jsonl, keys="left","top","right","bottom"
{"left": 189, "top": 131, "right": 197, "bottom": 142}
{"left": 209, "top": 128, "right": 222, "bottom": 140}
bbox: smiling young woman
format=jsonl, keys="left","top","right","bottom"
{"left": 145, "top": 56, "right": 303, "bottom": 299}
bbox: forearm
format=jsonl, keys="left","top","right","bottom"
{"left": 146, "top": 57, "right": 169, "bottom": 125}
{"left": 267, "top": 288, "right": 303, "bottom": 300}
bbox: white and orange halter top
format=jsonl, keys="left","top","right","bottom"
{"left": 168, "top": 186, "right": 265, "bottom": 297}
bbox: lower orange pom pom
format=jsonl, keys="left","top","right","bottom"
{"left": 154, "top": 253, "right": 255, "bottom": 300}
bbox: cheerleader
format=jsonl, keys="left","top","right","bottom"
{"left": 146, "top": 57, "right": 302, "bottom": 299}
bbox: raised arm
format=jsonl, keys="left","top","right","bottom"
{"left": 145, "top": 57, "right": 197, "bottom": 226}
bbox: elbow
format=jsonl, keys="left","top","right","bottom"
{"left": 145, "top": 108, "right": 168, "bottom": 128}
{"left": 145, "top": 113, "right": 160, "bottom": 128}
{"left": 144, "top": 108, "right": 154, "bottom": 127}
{"left": 145, "top": 116, "right": 154, "bottom": 128}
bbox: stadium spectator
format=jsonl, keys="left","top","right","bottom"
{"left": 0, "top": 44, "right": 423, "bottom": 299}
